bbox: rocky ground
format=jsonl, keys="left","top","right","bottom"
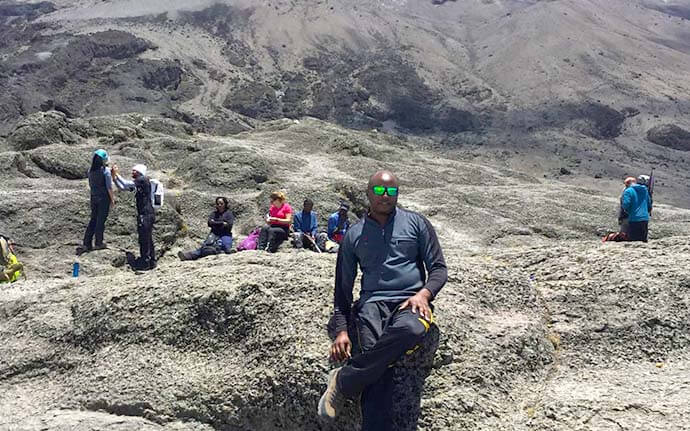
{"left": 0, "top": 114, "right": 689, "bottom": 430}
{"left": 1, "top": 0, "right": 689, "bottom": 430}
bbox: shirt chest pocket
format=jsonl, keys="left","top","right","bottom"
{"left": 391, "top": 237, "right": 418, "bottom": 261}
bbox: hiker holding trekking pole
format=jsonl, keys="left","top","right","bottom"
{"left": 293, "top": 198, "right": 326, "bottom": 252}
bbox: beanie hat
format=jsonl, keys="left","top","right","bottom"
{"left": 132, "top": 164, "right": 147, "bottom": 177}
{"left": 624, "top": 176, "right": 636, "bottom": 186}
{"left": 637, "top": 175, "right": 649, "bottom": 186}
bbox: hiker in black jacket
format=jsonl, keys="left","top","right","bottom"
{"left": 78, "top": 149, "right": 114, "bottom": 255}
{"left": 318, "top": 170, "right": 447, "bottom": 430}
{"left": 178, "top": 197, "right": 235, "bottom": 260}
{"left": 112, "top": 163, "right": 156, "bottom": 271}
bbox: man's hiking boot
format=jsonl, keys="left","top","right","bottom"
{"left": 318, "top": 368, "right": 345, "bottom": 419}
{"left": 93, "top": 243, "right": 108, "bottom": 251}
{"left": 178, "top": 251, "right": 193, "bottom": 261}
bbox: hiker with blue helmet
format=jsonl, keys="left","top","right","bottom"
{"left": 77, "top": 149, "right": 114, "bottom": 255}
{"left": 622, "top": 174, "right": 653, "bottom": 242}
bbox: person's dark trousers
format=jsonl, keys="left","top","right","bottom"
{"left": 628, "top": 221, "right": 649, "bottom": 242}
{"left": 83, "top": 197, "right": 110, "bottom": 248}
{"left": 259, "top": 226, "right": 288, "bottom": 252}
{"left": 189, "top": 235, "right": 233, "bottom": 260}
{"left": 137, "top": 213, "right": 156, "bottom": 268}
{"left": 361, "top": 367, "right": 395, "bottom": 431}
{"left": 338, "top": 301, "right": 429, "bottom": 411}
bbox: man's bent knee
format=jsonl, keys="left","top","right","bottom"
{"left": 400, "top": 313, "right": 428, "bottom": 340}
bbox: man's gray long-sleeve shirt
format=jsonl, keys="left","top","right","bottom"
{"left": 333, "top": 207, "right": 448, "bottom": 333}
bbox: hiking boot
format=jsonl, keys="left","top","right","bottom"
{"left": 125, "top": 252, "right": 136, "bottom": 268}
{"left": 318, "top": 368, "right": 345, "bottom": 419}
{"left": 76, "top": 245, "right": 91, "bottom": 256}
{"left": 93, "top": 243, "right": 108, "bottom": 250}
{"left": 178, "top": 251, "right": 188, "bottom": 261}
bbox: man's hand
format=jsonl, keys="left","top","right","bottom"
{"left": 329, "top": 330, "right": 351, "bottom": 362}
{"left": 399, "top": 288, "right": 433, "bottom": 321}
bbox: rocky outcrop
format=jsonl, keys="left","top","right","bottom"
{"left": 29, "top": 145, "right": 92, "bottom": 179}
{"left": 1, "top": 117, "right": 690, "bottom": 431}
{"left": 647, "top": 124, "right": 690, "bottom": 151}
{"left": 8, "top": 111, "right": 82, "bottom": 151}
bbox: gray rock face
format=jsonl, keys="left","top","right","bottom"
{"left": 647, "top": 124, "right": 690, "bottom": 151}
{"left": 29, "top": 145, "right": 92, "bottom": 179}
{"left": 8, "top": 111, "right": 82, "bottom": 150}
{"left": 1, "top": 116, "right": 689, "bottom": 430}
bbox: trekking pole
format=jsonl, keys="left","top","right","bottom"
{"left": 306, "top": 235, "right": 322, "bottom": 253}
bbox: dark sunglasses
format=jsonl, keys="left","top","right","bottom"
{"left": 372, "top": 185, "right": 399, "bottom": 196}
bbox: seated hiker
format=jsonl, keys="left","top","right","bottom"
{"left": 327, "top": 202, "right": 351, "bottom": 243}
{"left": 179, "top": 197, "right": 234, "bottom": 261}
{"left": 112, "top": 163, "right": 156, "bottom": 271}
{"left": 1, "top": 236, "right": 25, "bottom": 283}
{"left": 622, "top": 174, "right": 652, "bottom": 242}
{"left": 258, "top": 191, "right": 293, "bottom": 253}
{"left": 293, "top": 198, "right": 327, "bottom": 251}
{"left": 617, "top": 176, "right": 636, "bottom": 237}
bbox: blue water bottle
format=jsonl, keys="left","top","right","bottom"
{"left": 72, "top": 258, "right": 80, "bottom": 277}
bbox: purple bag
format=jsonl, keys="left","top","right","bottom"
{"left": 237, "top": 228, "right": 261, "bottom": 251}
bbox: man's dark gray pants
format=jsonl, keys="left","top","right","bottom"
{"left": 137, "top": 213, "right": 155, "bottom": 266}
{"left": 337, "top": 300, "right": 429, "bottom": 431}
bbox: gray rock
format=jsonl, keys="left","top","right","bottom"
{"left": 29, "top": 145, "right": 92, "bottom": 179}
{"left": 8, "top": 111, "right": 82, "bottom": 151}
{"left": 647, "top": 124, "right": 690, "bottom": 151}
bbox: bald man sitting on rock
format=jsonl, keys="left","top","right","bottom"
{"left": 318, "top": 170, "right": 447, "bottom": 430}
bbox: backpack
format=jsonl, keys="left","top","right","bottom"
{"left": 602, "top": 232, "right": 628, "bottom": 242}
{"left": 237, "top": 228, "right": 261, "bottom": 251}
{"left": 150, "top": 179, "right": 164, "bottom": 210}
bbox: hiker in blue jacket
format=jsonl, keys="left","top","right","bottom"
{"left": 327, "top": 202, "right": 351, "bottom": 243}
{"left": 622, "top": 175, "right": 652, "bottom": 242}
{"left": 293, "top": 198, "right": 324, "bottom": 251}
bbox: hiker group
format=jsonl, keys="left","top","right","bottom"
{"left": 179, "top": 194, "right": 352, "bottom": 260}
{"left": 76, "top": 149, "right": 163, "bottom": 270}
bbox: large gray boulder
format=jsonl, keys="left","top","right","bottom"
{"left": 29, "top": 145, "right": 93, "bottom": 179}
{"left": 8, "top": 111, "right": 82, "bottom": 151}
{"left": 647, "top": 124, "right": 690, "bottom": 151}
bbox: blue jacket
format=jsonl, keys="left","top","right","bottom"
{"left": 328, "top": 212, "right": 350, "bottom": 240}
{"left": 622, "top": 184, "right": 652, "bottom": 222}
{"left": 293, "top": 211, "right": 318, "bottom": 236}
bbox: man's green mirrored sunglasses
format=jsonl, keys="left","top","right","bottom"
{"left": 372, "top": 185, "right": 399, "bottom": 196}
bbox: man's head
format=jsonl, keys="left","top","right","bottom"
{"left": 338, "top": 201, "right": 350, "bottom": 217}
{"left": 303, "top": 198, "right": 314, "bottom": 213}
{"left": 637, "top": 175, "right": 650, "bottom": 186}
{"left": 215, "top": 196, "right": 229, "bottom": 212}
{"left": 367, "top": 170, "right": 399, "bottom": 217}
{"left": 132, "top": 164, "right": 147, "bottom": 179}
{"left": 624, "top": 176, "right": 637, "bottom": 187}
